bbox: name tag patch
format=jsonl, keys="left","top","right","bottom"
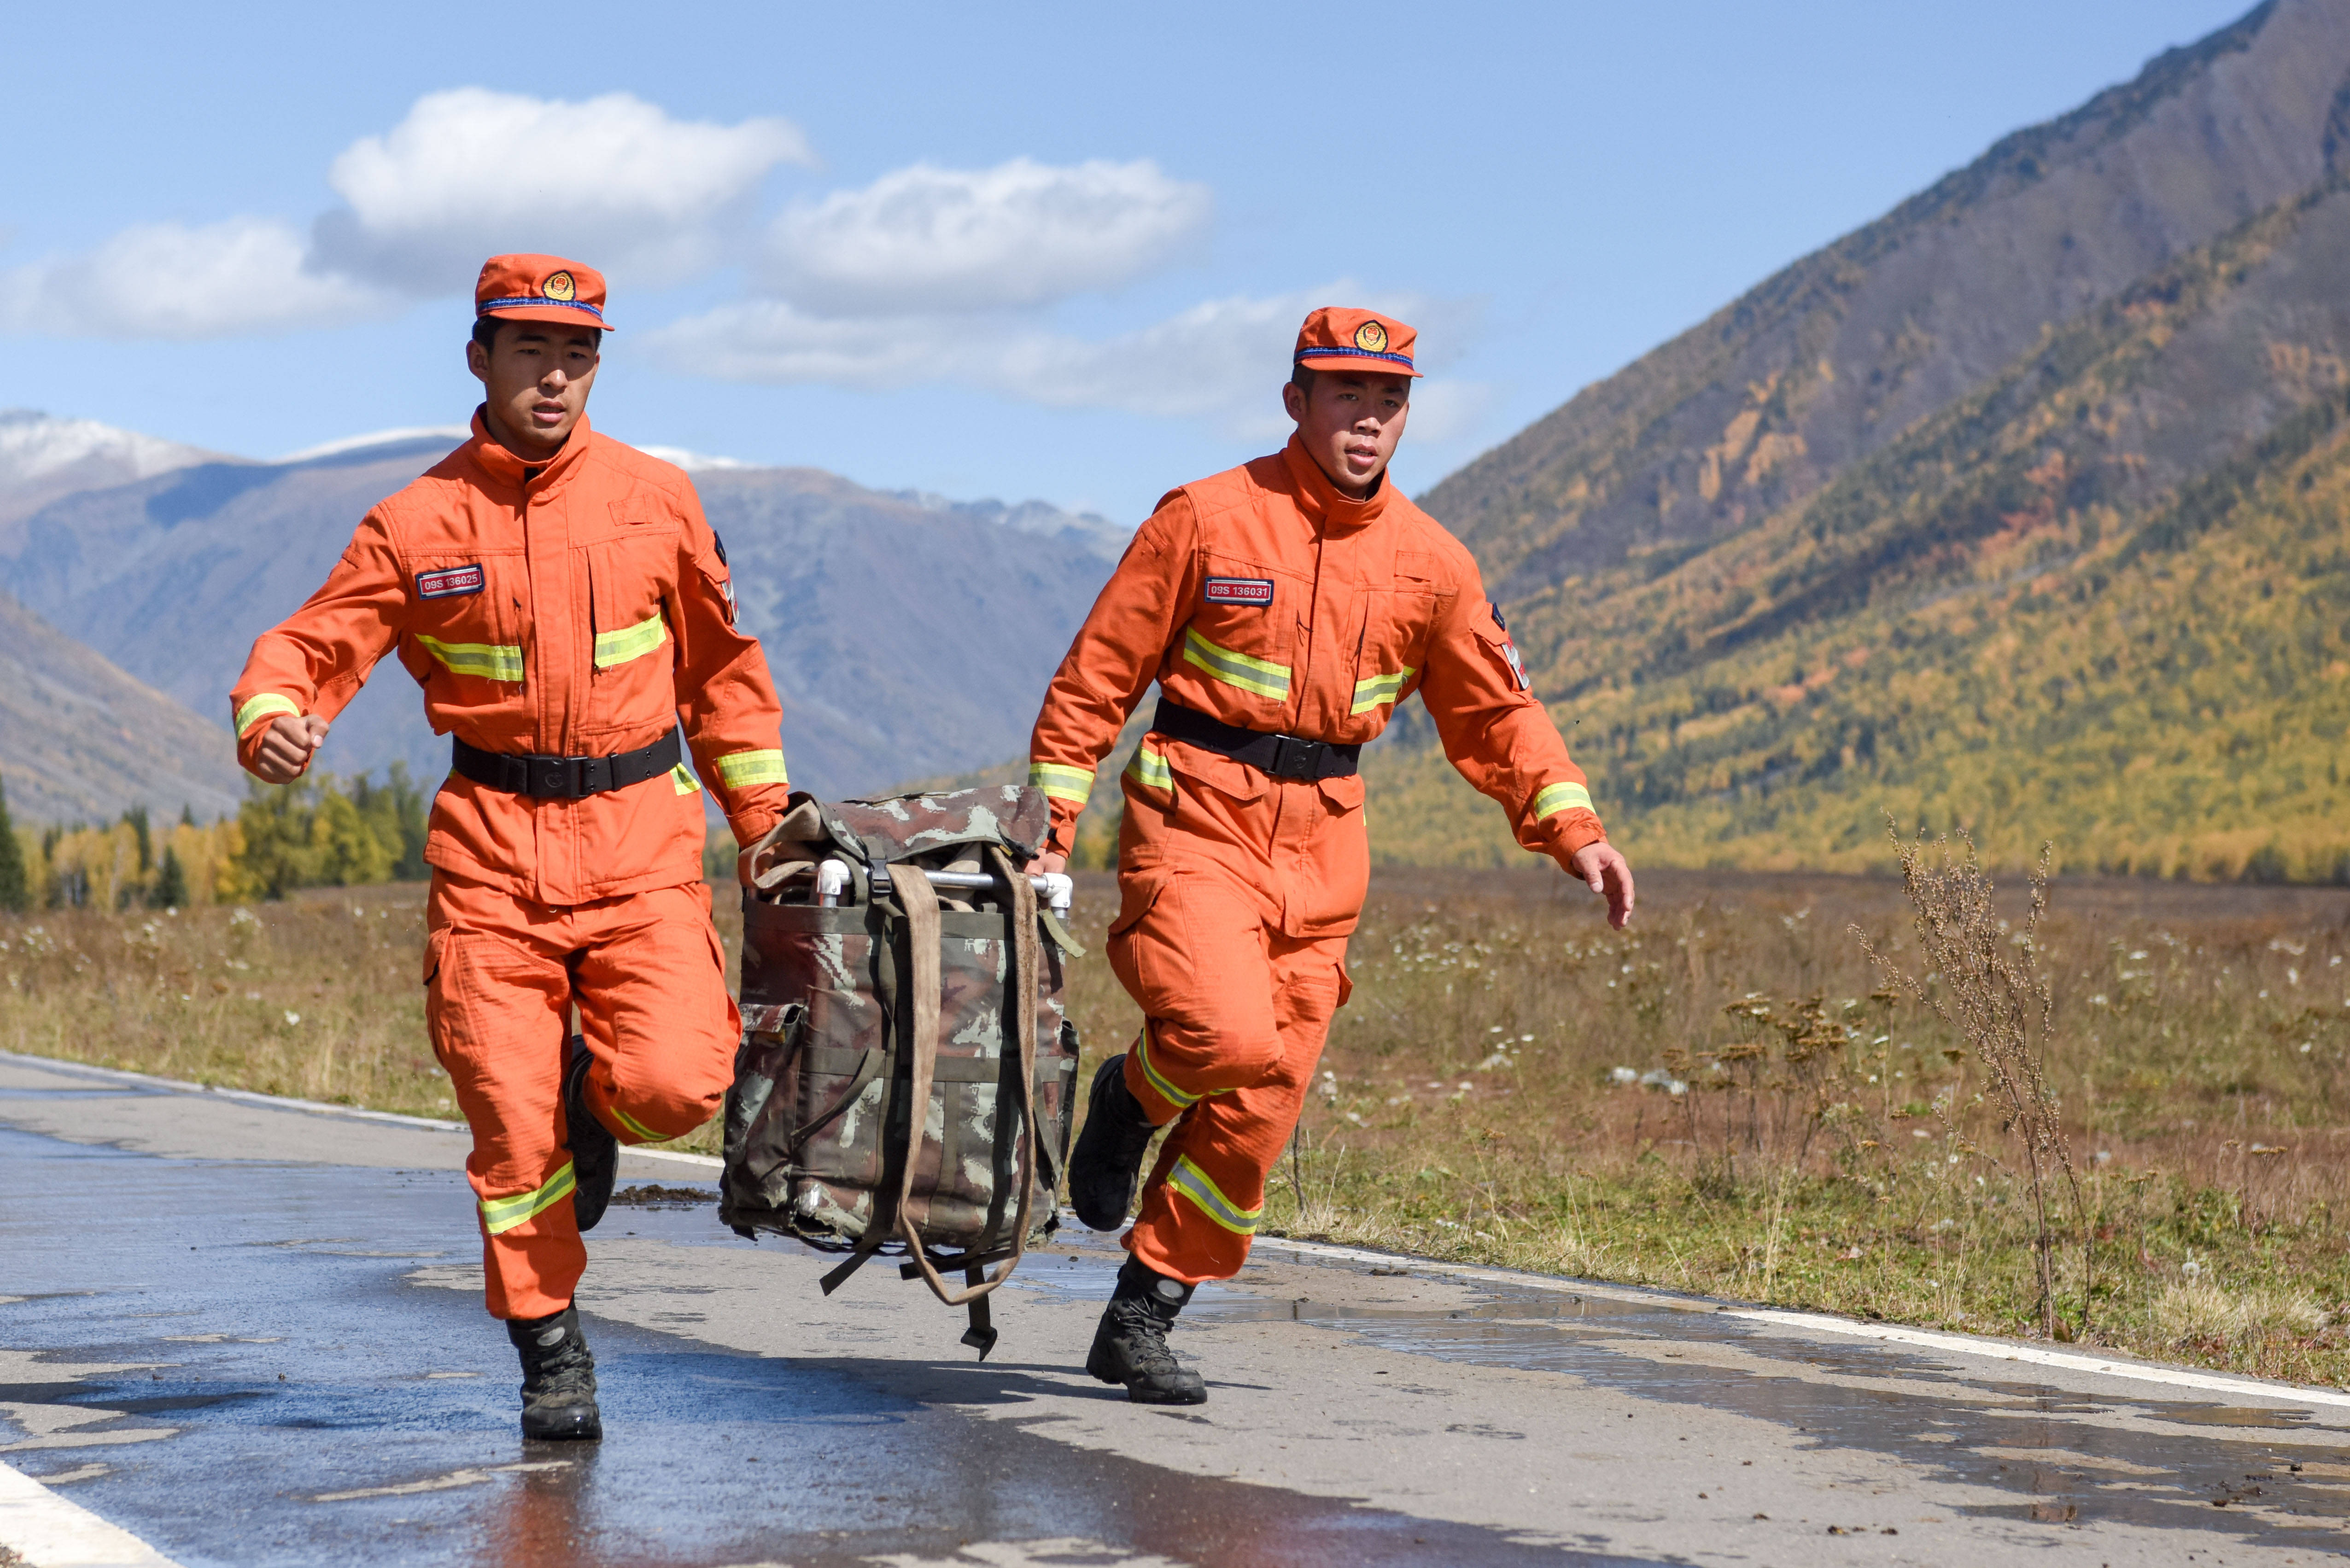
{"left": 1204, "top": 577, "right": 1274, "bottom": 606}
{"left": 417, "top": 563, "right": 485, "bottom": 600}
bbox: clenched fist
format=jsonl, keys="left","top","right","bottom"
{"left": 250, "top": 713, "right": 329, "bottom": 785}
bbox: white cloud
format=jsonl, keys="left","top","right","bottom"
{"left": 645, "top": 300, "right": 944, "bottom": 389}
{"left": 766, "top": 157, "right": 1209, "bottom": 315}
{"left": 311, "top": 87, "right": 814, "bottom": 291}
{"left": 991, "top": 289, "right": 1363, "bottom": 429}
{"left": 643, "top": 284, "right": 1459, "bottom": 437}
{"left": 1, "top": 88, "right": 816, "bottom": 342}
{"left": 0, "top": 217, "right": 388, "bottom": 340}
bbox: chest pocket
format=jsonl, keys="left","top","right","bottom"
{"left": 411, "top": 554, "right": 524, "bottom": 684}
{"left": 1179, "top": 552, "right": 1296, "bottom": 706}
{"left": 1352, "top": 555, "right": 1439, "bottom": 717}
{"left": 586, "top": 519, "right": 677, "bottom": 674}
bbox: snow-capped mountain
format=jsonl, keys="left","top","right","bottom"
{"left": 0, "top": 409, "right": 223, "bottom": 530}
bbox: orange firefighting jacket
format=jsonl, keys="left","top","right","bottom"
{"left": 1029, "top": 435, "right": 1603, "bottom": 938}
{"left": 229, "top": 411, "right": 790, "bottom": 906}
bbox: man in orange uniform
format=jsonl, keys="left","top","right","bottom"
{"left": 229, "top": 256, "right": 791, "bottom": 1441}
{"left": 1028, "top": 308, "right": 1635, "bottom": 1404}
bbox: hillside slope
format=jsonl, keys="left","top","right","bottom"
{"left": 1379, "top": 176, "right": 2350, "bottom": 877}
{"left": 0, "top": 434, "right": 1120, "bottom": 798}
{"left": 0, "top": 589, "right": 242, "bottom": 825}
{"left": 0, "top": 409, "right": 218, "bottom": 531}
{"left": 1422, "top": 0, "right": 2350, "bottom": 595}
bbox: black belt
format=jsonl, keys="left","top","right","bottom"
{"left": 451, "top": 731, "right": 682, "bottom": 800}
{"left": 1152, "top": 699, "right": 1360, "bottom": 782}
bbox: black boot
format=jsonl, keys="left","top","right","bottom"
{"left": 508, "top": 1305, "right": 602, "bottom": 1441}
{"left": 1069, "top": 1054, "right": 1160, "bottom": 1231}
{"left": 562, "top": 1033, "right": 616, "bottom": 1234}
{"left": 1086, "top": 1258, "right": 1207, "bottom": 1405}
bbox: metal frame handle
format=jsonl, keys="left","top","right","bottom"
{"left": 816, "top": 858, "right": 1072, "bottom": 916}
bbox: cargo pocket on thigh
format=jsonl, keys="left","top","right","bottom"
{"left": 704, "top": 920, "right": 742, "bottom": 1035}
{"left": 422, "top": 929, "right": 453, "bottom": 1069}
{"left": 1108, "top": 868, "right": 1170, "bottom": 939}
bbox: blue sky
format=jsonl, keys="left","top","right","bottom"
{"left": 2, "top": 0, "right": 2256, "bottom": 522}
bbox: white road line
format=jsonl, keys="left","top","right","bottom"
{"left": 1724, "top": 1307, "right": 2350, "bottom": 1409}
{"left": 0, "top": 1051, "right": 722, "bottom": 1171}
{"left": 0, "top": 1459, "right": 181, "bottom": 1568}
{"left": 1246, "top": 1233, "right": 2350, "bottom": 1413}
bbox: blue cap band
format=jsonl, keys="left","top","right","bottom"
{"left": 1295, "top": 345, "right": 1415, "bottom": 371}
{"left": 477, "top": 295, "right": 607, "bottom": 323}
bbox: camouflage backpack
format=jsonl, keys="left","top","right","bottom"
{"left": 719, "top": 785, "right": 1082, "bottom": 1357}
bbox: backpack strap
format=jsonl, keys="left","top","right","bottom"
{"left": 894, "top": 845, "right": 1043, "bottom": 1318}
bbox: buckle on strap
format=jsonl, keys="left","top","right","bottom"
{"left": 1268, "top": 734, "right": 1332, "bottom": 781}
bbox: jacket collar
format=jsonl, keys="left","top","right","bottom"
{"left": 1280, "top": 433, "right": 1388, "bottom": 531}
{"left": 467, "top": 407, "right": 597, "bottom": 498}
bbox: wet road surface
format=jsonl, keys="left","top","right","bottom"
{"left": 4, "top": 1050, "right": 2349, "bottom": 1566}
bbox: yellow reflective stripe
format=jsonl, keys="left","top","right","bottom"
{"left": 1169, "top": 1155, "right": 1263, "bottom": 1235}
{"left": 1350, "top": 665, "right": 1416, "bottom": 715}
{"left": 670, "top": 763, "right": 702, "bottom": 795}
{"left": 233, "top": 693, "right": 301, "bottom": 735}
{"left": 609, "top": 1106, "right": 663, "bottom": 1143}
{"left": 1182, "top": 628, "right": 1291, "bottom": 701}
{"left": 1123, "top": 744, "right": 1172, "bottom": 792}
{"left": 416, "top": 635, "right": 525, "bottom": 682}
{"left": 592, "top": 612, "right": 668, "bottom": 670}
{"left": 715, "top": 749, "right": 788, "bottom": 788}
{"left": 1534, "top": 781, "right": 1594, "bottom": 819}
{"left": 1134, "top": 1022, "right": 1201, "bottom": 1110}
{"left": 479, "top": 1163, "right": 576, "bottom": 1235}
{"left": 1028, "top": 761, "right": 1095, "bottom": 804}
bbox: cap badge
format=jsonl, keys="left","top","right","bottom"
{"left": 543, "top": 270, "right": 576, "bottom": 303}
{"left": 1354, "top": 320, "right": 1389, "bottom": 353}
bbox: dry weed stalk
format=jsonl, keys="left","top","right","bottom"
{"left": 1854, "top": 828, "right": 2090, "bottom": 1339}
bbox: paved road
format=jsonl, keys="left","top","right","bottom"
{"left": 2, "top": 1050, "right": 2346, "bottom": 1568}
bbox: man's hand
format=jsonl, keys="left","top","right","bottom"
{"left": 737, "top": 843, "right": 760, "bottom": 888}
{"left": 250, "top": 713, "right": 328, "bottom": 784}
{"left": 1568, "top": 841, "right": 1636, "bottom": 929}
{"left": 1031, "top": 850, "right": 1069, "bottom": 878}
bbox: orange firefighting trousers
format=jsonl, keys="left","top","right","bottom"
{"left": 424, "top": 873, "right": 737, "bottom": 1319}
{"left": 1108, "top": 864, "right": 1349, "bottom": 1286}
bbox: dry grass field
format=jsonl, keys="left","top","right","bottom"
{"left": 7, "top": 858, "right": 2349, "bottom": 1385}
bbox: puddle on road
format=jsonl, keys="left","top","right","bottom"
{"left": 1007, "top": 1237, "right": 2350, "bottom": 1547}
{"left": 547, "top": 1186, "right": 2350, "bottom": 1547}
{"left": 0, "top": 1129, "right": 1652, "bottom": 1568}
{"left": 9, "top": 1129, "right": 2350, "bottom": 1562}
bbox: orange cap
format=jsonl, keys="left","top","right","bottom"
{"left": 1293, "top": 306, "right": 1420, "bottom": 378}
{"left": 474, "top": 254, "right": 614, "bottom": 331}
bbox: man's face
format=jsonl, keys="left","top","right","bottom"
{"left": 466, "top": 323, "right": 600, "bottom": 456}
{"left": 1281, "top": 371, "right": 1411, "bottom": 498}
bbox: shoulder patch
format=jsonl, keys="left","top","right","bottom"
{"left": 1204, "top": 577, "right": 1274, "bottom": 607}
{"left": 417, "top": 563, "right": 485, "bottom": 600}
{"left": 1490, "top": 600, "right": 1508, "bottom": 633}
{"left": 710, "top": 529, "right": 728, "bottom": 568}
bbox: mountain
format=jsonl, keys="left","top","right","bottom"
{"left": 0, "top": 429, "right": 1123, "bottom": 803}
{"left": 1425, "top": 0, "right": 2342, "bottom": 591}
{"left": 1392, "top": 0, "right": 2350, "bottom": 879}
{"left": 0, "top": 410, "right": 219, "bottom": 531}
{"left": 0, "top": 588, "right": 242, "bottom": 825}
